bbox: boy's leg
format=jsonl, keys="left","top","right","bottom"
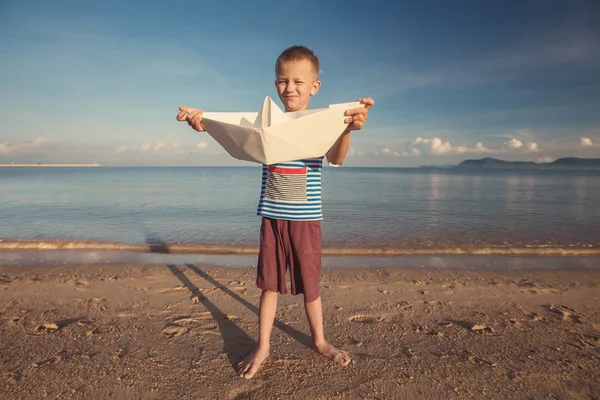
{"left": 238, "top": 217, "right": 285, "bottom": 379}
{"left": 304, "top": 295, "right": 350, "bottom": 366}
{"left": 288, "top": 221, "right": 351, "bottom": 366}
{"left": 238, "top": 289, "right": 278, "bottom": 379}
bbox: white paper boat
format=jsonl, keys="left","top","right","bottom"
{"left": 200, "top": 96, "right": 363, "bottom": 165}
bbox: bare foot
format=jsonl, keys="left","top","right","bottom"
{"left": 314, "top": 341, "right": 351, "bottom": 366}
{"left": 237, "top": 347, "right": 269, "bottom": 379}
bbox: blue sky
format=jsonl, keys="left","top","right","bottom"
{"left": 1, "top": 0, "right": 599, "bottom": 167}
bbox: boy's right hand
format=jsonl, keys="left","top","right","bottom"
{"left": 176, "top": 106, "right": 205, "bottom": 132}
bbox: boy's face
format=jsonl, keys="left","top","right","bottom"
{"left": 275, "top": 59, "right": 321, "bottom": 112}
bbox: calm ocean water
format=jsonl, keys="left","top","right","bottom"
{"left": 1, "top": 166, "right": 600, "bottom": 256}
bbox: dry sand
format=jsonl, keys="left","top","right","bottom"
{"left": 1, "top": 262, "right": 599, "bottom": 399}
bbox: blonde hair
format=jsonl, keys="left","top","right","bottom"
{"left": 275, "top": 45, "right": 320, "bottom": 76}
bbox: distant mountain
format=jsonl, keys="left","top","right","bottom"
{"left": 548, "top": 157, "right": 600, "bottom": 167}
{"left": 457, "top": 157, "right": 600, "bottom": 170}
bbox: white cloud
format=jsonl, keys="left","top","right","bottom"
{"left": 505, "top": 138, "right": 523, "bottom": 148}
{"left": 493, "top": 129, "right": 537, "bottom": 143}
{"left": 402, "top": 137, "right": 491, "bottom": 156}
{"left": 503, "top": 137, "right": 539, "bottom": 153}
{"left": 379, "top": 147, "right": 400, "bottom": 157}
{"left": 526, "top": 142, "right": 540, "bottom": 152}
{"left": 140, "top": 142, "right": 153, "bottom": 152}
{"left": 0, "top": 138, "right": 52, "bottom": 156}
{"left": 474, "top": 142, "right": 489, "bottom": 152}
{"left": 401, "top": 136, "right": 539, "bottom": 157}
{"left": 196, "top": 141, "right": 208, "bottom": 150}
{"left": 581, "top": 137, "right": 594, "bottom": 147}
{"left": 116, "top": 141, "right": 198, "bottom": 155}
{"left": 403, "top": 147, "right": 421, "bottom": 157}
{"left": 151, "top": 142, "right": 165, "bottom": 152}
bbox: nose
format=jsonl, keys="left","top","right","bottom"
{"left": 284, "top": 82, "right": 296, "bottom": 93}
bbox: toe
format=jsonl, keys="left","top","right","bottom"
{"left": 244, "top": 367, "right": 257, "bottom": 379}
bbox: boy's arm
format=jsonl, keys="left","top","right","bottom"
{"left": 326, "top": 97, "right": 374, "bottom": 166}
{"left": 326, "top": 129, "right": 352, "bottom": 165}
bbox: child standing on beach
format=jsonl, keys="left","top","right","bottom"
{"left": 177, "top": 45, "right": 374, "bottom": 379}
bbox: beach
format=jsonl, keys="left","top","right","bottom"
{"left": 2, "top": 166, "right": 600, "bottom": 398}
{"left": 2, "top": 262, "right": 599, "bottom": 399}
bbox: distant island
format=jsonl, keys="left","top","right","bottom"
{"left": 456, "top": 157, "right": 600, "bottom": 170}
{"left": 0, "top": 163, "right": 101, "bottom": 168}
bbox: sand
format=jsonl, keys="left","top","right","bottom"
{"left": 1, "top": 262, "right": 599, "bottom": 399}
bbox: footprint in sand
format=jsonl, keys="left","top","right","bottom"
{"left": 471, "top": 324, "right": 495, "bottom": 335}
{"left": 441, "top": 284, "right": 457, "bottom": 292}
{"left": 349, "top": 315, "right": 383, "bottom": 324}
{"left": 415, "top": 324, "right": 444, "bottom": 336}
{"left": 528, "top": 312, "right": 544, "bottom": 322}
{"left": 450, "top": 320, "right": 495, "bottom": 335}
{"left": 572, "top": 333, "right": 600, "bottom": 348}
{"left": 163, "top": 302, "right": 182, "bottom": 310}
{"left": 165, "top": 313, "right": 221, "bottom": 335}
{"left": 35, "top": 323, "right": 60, "bottom": 335}
{"left": 34, "top": 318, "right": 81, "bottom": 334}
{"left": 162, "top": 324, "right": 189, "bottom": 338}
{"left": 72, "top": 280, "right": 90, "bottom": 290}
{"left": 171, "top": 315, "right": 196, "bottom": 324}
{"left": 158, "top": 285, "right": 189, "bottom": 294}
{"left": 0, "top": 274, "right": 11, "bottom": 282}
{"left": 395, "top": 301, "right": 412, "bottom": 310}
{"left": 546, "top": 304, "right": 583, "bottom": 324}
{"left": 86, "top": 298, "right": 108, "bottom": 312}
{"left": 518, "top": 279, "right": 561, "bottom": 295}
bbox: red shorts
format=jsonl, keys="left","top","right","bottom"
{"left": 256, "top": 217, "right": 322, "bottom": 303}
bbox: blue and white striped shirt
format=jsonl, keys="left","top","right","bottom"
{"left": 256, "top": 157, "right": 323, "bottom": 221}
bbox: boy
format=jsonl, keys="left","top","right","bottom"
{"left": 177, "top": 45, "right": 374, "bottom": 379}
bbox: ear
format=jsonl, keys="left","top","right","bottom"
{"left": 310, "top": 79, "right": 321, "bottom": 96}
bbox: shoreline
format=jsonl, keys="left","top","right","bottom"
{"left": 1, "top": 250, "right": 600, "bottom": 272}
{"left": 0, "top": 164, "right": 101, "bottom": 167}
{"left": 1, "top": 238, "right": 599, "bottom": 256}
{"left": 1, "top": 263, "right": 599, "bottom": 398}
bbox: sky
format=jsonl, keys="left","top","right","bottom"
{"left": 1, "top": 0, "right": 599, "bottom": 167}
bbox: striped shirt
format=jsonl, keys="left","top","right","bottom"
{"left": 256, "top": 157, "right": 324, "bottom": 221}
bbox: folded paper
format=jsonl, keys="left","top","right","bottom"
{"left": 200, "top": 96, "right": 363, "bottom": 165}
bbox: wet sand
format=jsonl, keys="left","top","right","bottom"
{"left": 1, "top": 263, "right": 599, "bottom": 399}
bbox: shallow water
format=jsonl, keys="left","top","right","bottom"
{"left": 1, "top": 166, "right": 599, "bottom": 255}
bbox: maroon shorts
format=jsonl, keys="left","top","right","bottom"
{"left": 256, "top": 217, "right": 322, "bottom": 303}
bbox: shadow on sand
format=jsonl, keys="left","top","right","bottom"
{"left": 154, "top": 235, "right": 313, "bottom": 373}
{"left": 165, "top": 264, "right": 254, "bottom": 371}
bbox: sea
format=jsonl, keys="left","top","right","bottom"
{"left": 1, "top": 166, "right": 599, "bottom": 269}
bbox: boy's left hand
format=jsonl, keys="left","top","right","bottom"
{"left": 344, "top": 97, "right": 375, "bottom": 131}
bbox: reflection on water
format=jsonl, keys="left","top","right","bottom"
{"left": 429, "top": 173, "right": 442, "bottom": 203}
